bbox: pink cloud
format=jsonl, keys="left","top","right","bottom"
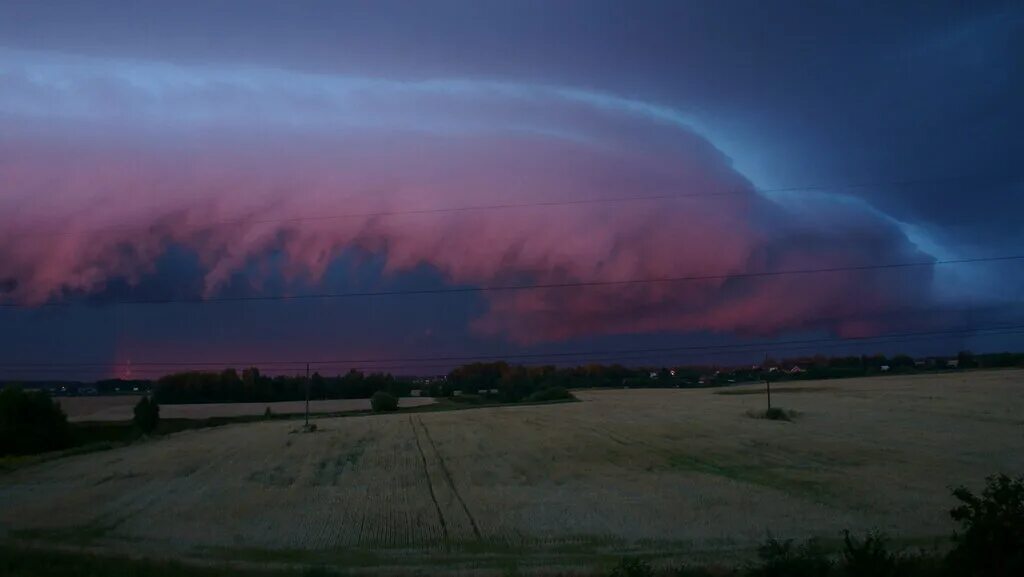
{"left": 0, "top": 54, "right": 936, "bottom": 343}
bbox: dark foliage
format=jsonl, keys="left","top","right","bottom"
{"left": 525, "top": 386, "right": 575, "bottom": 402}
{"left": 153, "top": 368, "right": 407, "bottom": 404}
{"left": 749, "top": 538, "right": 831, "bottom": 577}
{"left": 609, "top": 557, "right": 655, "bottom": 577}
{"left": 133, "top": 396, "right": 160, "bottom": 434}
{"left": 0, "top": 387, "right": 71, "bottom": 456}
{"left": 947, "top": 473, "right": 1024, "bottom": 577}
{"left": 842, "top": 531, "right": 900, "bottom": 576}
{"left": 370, "top": 391, "right": 399, "bottom": 412}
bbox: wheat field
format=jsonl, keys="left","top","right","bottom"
{"left": 58, "top": 396, "right": 437, "bottom": 422}
{"left": 2, "top": 370, "right": 1023, "bottom": 571}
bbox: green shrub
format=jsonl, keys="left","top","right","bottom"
{"left": 947, "top": 473, "right": 1024, "bottom": 577}
{"left": 525, "top": 386, "right": 574, "bottom": 402}
{"left": 749, "top": 538, "right": 831, "bottom": 577}
{"left": 0, "top": 387, "right": 71, "bottom": 456}
{"left": 370, "top": 391, "right": 399, "bottom": 412}
{"left": 133, "top": 396, "right": 160, "bottom": 434}
{"left": 608, "top": 557, "right": 654, "bottom": 577}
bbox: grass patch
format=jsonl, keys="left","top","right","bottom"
{"left": 0, "top": 441, "right": 122, "bottom": 474}
{"left": 0, "top": 544, "right": 305, "bottom": 577}
{"left": 666, "top": 453, "right": 832, "bottom": 501}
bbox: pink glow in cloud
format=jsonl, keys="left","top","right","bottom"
{"left": 0, "top": 51, "right": 936, "bottom": 343}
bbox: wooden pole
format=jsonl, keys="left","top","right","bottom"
{"left": 305, "top": 362, "right": 310, "bottom": 427}
{"left": 764, "top": 352, "right": 772, "bottom": 410}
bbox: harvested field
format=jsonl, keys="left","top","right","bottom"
{"left": 57, "top": 396, "right": 437, "bottom": 422}
{"left": 2, "top": 370, "right": 1023, "bottom": 572}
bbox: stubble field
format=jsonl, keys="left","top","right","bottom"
{"left": 2, "top": 370, "right": 1022, "bottom": 572}
{"left": 57, "top": 395, "right": 437, "bottom": 422}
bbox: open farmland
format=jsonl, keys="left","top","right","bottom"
{"left": 57, "top": 395, "right": 437, "bottom": 422}
{"left": 2, "top": 370, "right": 1023, "bottom": 572}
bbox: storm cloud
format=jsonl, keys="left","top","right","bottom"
{"left": 1, "top": 51, "right": 937, "bottom": 343}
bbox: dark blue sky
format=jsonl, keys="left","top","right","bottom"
{"left": 1, "top": 1, "right": 1022, "bottom": 378}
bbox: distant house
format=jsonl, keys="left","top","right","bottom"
{"left": 649, "top": 371, "right": 659, "bottom": 379}
{"left": 410, "top": 389, "right": 422, "bottom": 397}
{"left": 914, "top": 360, "right": 926, "bottom": 367}
{"left": 880, "top": 365, "right": 891, "bottom": 372}
{"left": 788, "top": 365, "right": 806, "bottom": 374}
{"left": 946, "top": 359, "right": 960, "bottom": 368}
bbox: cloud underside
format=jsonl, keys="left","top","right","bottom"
{"left": 0, "top": 53, "right": 935, "bottom": 343}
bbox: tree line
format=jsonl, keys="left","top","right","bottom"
{"left": 6, "top": 350, "right": 1021, "bottom": 405}
{"left": 152, "top": 368, "right": 409, "bottom": 404}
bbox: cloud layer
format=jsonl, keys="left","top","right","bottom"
{"left": 1, "top": 51, "right": 937, "bottom": 343}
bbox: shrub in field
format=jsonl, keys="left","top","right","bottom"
{"left": 608, "top": 557, "right": 654, "bottom": 577}
{"left": 746, "top": 408, "right": 795, "bottom": 421}
{"left": 525, "top": 386, "right": 575, "bottom": 402}
{"left": 749, "top": 538, "right": 831, "bottom": 577}
{"left": 370, "top": 391, "right": 399, "bottom": 412}
{"left": 0, "top": 387, "right": 71, "bottom": 456}
{"left": 133, "top": 396, "right": 160, "bottom": 434}
{"left": 947, "top": 473, "right": 1024, "bottom": 577}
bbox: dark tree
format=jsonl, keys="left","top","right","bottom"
{"left": 133, "top": 396, "right": 160, "bottom": 434}
{"left": 0, "top": 387, "right": 71, "bottom": 456}
{"left": 370, "top": 391, "right": 398, "bottom": 412}
{"left": 947, "top": 474, "right": 1024, "bottom": 577}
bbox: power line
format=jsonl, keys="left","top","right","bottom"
{"left": 3, "top": 323, "right": 1021, "bottom": 371}
{"left": 2, "top": 254, "right": 1019, "bottom": 308}
{"left": 4, "top": 173, "right": 1015, "bottom": 240}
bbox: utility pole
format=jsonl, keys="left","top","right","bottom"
{"left": 764, "top": 351, "right": 772, "bottom": 410}
{"left": 305, "top": 362, "right": 310, "bottom": 427}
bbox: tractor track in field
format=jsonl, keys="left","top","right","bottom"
{"left": 409, "top": 416, "right": 449, "bottom": 545}
{"left": 416, "top": 417, "right": 482, "bottom": 539}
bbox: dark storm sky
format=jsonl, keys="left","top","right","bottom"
{"left": 1, "top": 1, "right": 1022, "bottom": 378}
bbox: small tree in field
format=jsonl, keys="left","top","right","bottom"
{"left": 370, "top": 391, "right": 398, "bottom": 412}
{"left": 133, "top": 396, "right": 160, "bottom": 434}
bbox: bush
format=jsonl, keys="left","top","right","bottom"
{"left": 133, "top": 396, "right": 160, "bottom": 434}
{"left": 264, "top": 406, "right": 273, "bottom": 419}
{"left": 370, "top": 391, "right": 399, "bottom": 412}
{"left": 746, "top": 408, "right": 795, "bottom": 421}
{"left": 947, "top": 473, "right": 1024, "bottom": 577}
{"left": 0, "top": 387, "right": 72, "bottom": 456}
{"left": 608, "top": 557, "right": 654, "bottom": 577}
{"left": 525, "top": 386, "right": 574, "bottom": 402}
{"left": 842, "top": 531, "right": 899, "bottom": 576}
{"left": 749, "top": 538, "right": 831, "bottom": 577}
